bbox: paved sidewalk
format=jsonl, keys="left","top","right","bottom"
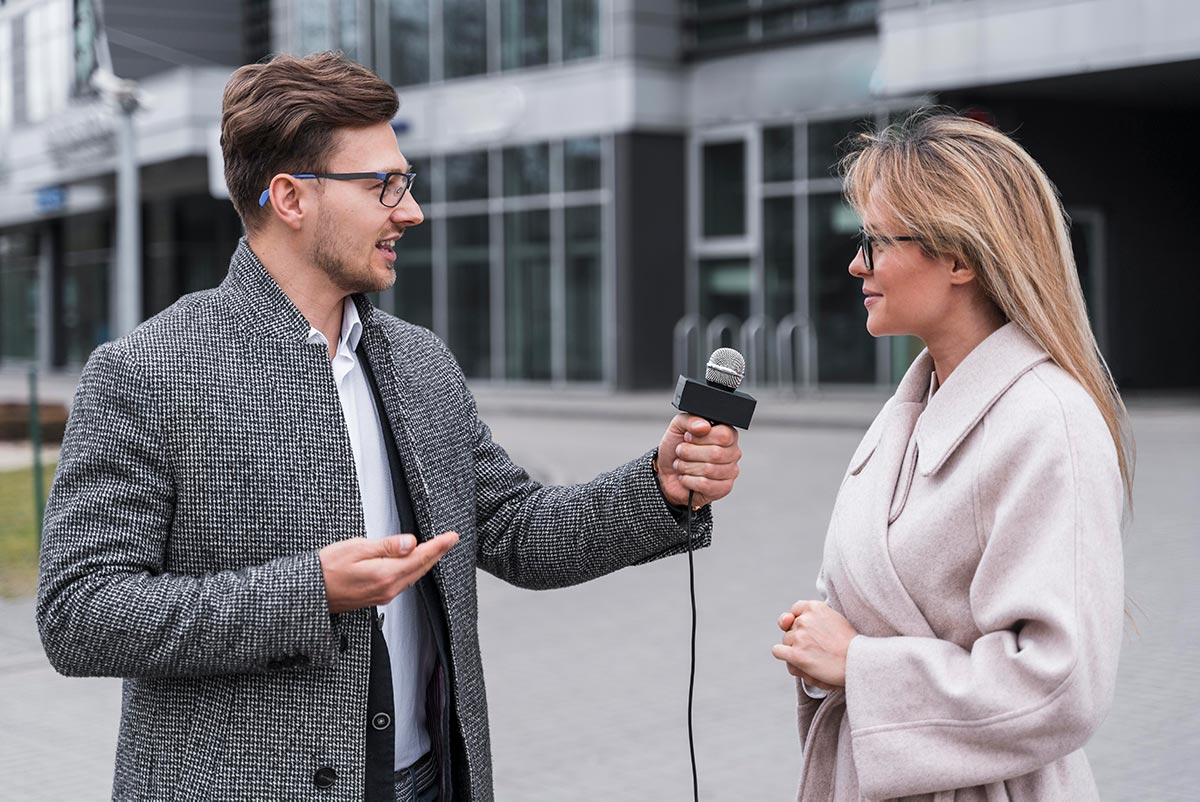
{"left": 1, "top": 382, "right": 1197, "bottom": 799}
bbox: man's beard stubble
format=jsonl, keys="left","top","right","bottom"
{"left": 309, "top": 214, "right": 396, "bottom": 295}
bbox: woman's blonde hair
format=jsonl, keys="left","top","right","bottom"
{"left": 840, "top": 109, "right": 1134, "bottom": 501}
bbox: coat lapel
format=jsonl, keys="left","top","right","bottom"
{"left": 915, "top": 322, "right": 1049, "bottom": 477}
{"left": 826, "top": 351, "right": 937, "bottom": 638}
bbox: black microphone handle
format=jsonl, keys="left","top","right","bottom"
{"left": 672, "top": 375, "right": 757, "bottom": 430}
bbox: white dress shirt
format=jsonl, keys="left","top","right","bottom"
{"left": 308, "top": 298, "right": 436, "bottom": 770}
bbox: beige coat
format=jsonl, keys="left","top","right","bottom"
{"left": 796, "top": 323, "right": 1125, "bottom": 801}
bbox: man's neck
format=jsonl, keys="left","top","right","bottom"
{"left": 249, "top": 234, "right": 346, "bottom": 359}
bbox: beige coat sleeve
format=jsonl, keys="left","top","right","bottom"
{"left": 841, "top": 388, "right": 1125, "bottom": 800}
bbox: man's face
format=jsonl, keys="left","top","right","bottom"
{"left": 308, "top": 122, "right": 424, "bottom": 295}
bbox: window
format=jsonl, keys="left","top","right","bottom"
{"left": 296, "top": 0, "right": 332, "bottom": 55}
{"left": 387, "top": 138, "right": 610, "bottom": 382}
{"left": 59, "top": 212, "right": 112, "bottom": 365}
{"left": 564, "top": 204, "right": 602, "bottom": 380}
{"left": 702, "top": 141, "right": 746, "bottom": 238}
{"left": 0, "top": 22, "right": 12, "bottom": 130}
{"left": 502, "top": 0, "right": 549, "bottom": 70}
{"left": 0, "top": 228, "right": 38, "bottom": 362}
{"left": 762, "top": 125, "right": 794, "bottom": 183}
{"left": 24, "top": 0, "right": 70, "bottom": 124}
{"left": 446, "top": 215, "right": 492, "bottom": 378}
{"left": 564, "top": 136, "right": 602, "bottom": 192}
{"left": 698, "top": 258, "right": 752, "bottom": 333}
{"left": 503, "top": 143, "right": 550, "bottom": 197}
{"left": 562, "top": 0, "right": 599, "bottom": 61}
{"left": 686, "top": 0, "right": 879, "bottom": 59}
{"left": 388, "top": 0, "right": 430, "bottom": 86}
{"left": 336, "top": 0, "right": 362, "bottom": 60}
{"left": 504, "top": 209, "right": 552, "bottom": 379}
{"left": 690, "top": 112, "right": 915, "bottom": 387}
{"left": 443, "top": 0, "right": 487, "bottom": 80}
{"left": 810, "top": 193, "right": 871, "bottom": 383}
{"left": 394, "top": 215, "right": 434, "bottom": 330}
{"left": 445, "top": 150, "right": 489, "bottom": 202}
{"left": 372, "top": 0, "right": 602, "bottom": 88}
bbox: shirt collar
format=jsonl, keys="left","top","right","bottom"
{"left": 306, "top": 297, "right": 363, "bottom": 353}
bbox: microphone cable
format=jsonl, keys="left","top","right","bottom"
{"left": 686, "top": 488, "right": 699, "bottom": 802}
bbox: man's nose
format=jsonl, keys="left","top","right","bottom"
{"left": 391, "top": 193, "right": 424, "bottom": 227}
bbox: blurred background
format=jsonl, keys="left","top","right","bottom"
{"left": 1, "top": 0, "right": 1197, "bottom": 389}
{"left": 0, "top": 1, "right": 1198, "bottom": 799}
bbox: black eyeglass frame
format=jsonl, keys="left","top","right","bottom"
{"left": 858, "top": 228, "right": 923, "bottom": 272}
{"left": 257, "top": 171, "right": 416, "bottom": 208}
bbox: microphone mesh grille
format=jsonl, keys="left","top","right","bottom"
{"left": 705, "top": 348, "right": 746, "bottom": 390}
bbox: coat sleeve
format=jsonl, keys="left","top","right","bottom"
{"left": 37, "top": 341, "right": 341, "bottom": 679}
{"left": 424, "top": 341, "right": 713, "bottom": 590}
{"left": 842, "top": 388, "right": 1125, "bottom": 799}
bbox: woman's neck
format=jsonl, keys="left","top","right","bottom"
{"left": 923, "top": 298, "right": 1006, "bottom": 383}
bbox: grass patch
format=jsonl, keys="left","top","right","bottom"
{"left": 0, "top": 462, "right": 55, "bottom": 598}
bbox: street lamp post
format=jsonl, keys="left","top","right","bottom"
{"left": 105, "top": 78, "right": 144, "bottom": 339}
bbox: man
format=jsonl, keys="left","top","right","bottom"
{"left": 37, "top": 53, "right": 741, "bottom": 801}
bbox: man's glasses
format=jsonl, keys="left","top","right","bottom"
{"left": 857, "top": 228, "right": 923, "bottom": 272}
{"left": 257, "top": 171, "right": 417, "bottom": 208}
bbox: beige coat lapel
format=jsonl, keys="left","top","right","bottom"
{"left": 825, "top": 350, "right": 937, "bottom": 639}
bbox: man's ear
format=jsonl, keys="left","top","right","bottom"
{"left": 264, "top": 175, "right": 309, "bottom": 231}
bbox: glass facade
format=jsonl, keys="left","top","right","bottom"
{"left": 58, "top": 212, "right": 111, "bottom": 367}
{"left": 0, "top": 21, "right": 13, "bottom": 130}
{"left": 561, "top": 0, "right": 600, "bottom": 62}
{"left": 692, "top": 111, "right": 918, "bottom": 387}
{"left": 292, "top": 0, "right": 602, "bottom": 87}
{"left": 389, "top": 0, "right": 431, "bottom": 86}
{"left": 685, "top": 0, "right": 879, "bottom": 58}
{"left": 0, "top": 228, "right": 38, "bottom": 362}
{"left": 702, "top": 140, "right": 746, "bottom": 238}
{"left": 0, "top": 195, "right": 239, "bottom": 370}
{"left": 382, "top": 136, "right": 610, "bottom": 383}
{"left": 503, "top": 208, "right": 552, "bottom": 379}
{"left": 442, "top": 0, "right": 487, "bottom": 79}
{"left": 23, "top": 0, "right": 71, "bottom": 124}
{"left": 502, "top": 0, "right": 549, "bottom": 70}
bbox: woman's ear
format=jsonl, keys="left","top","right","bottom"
{"left": 947, "top": 255, "right": 978, "bottom": 286}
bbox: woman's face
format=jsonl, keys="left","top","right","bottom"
{"left": 848, "top": 199, "right": 959, "bottom": 340}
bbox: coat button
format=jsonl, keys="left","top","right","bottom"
{"left": 339, "top": 634, "right": 349, "bottom": 653}
{"left": 267, "top": 660, "right": 282, "bottom": 670}
{"left": 371, "top": 712, "right": 391, "bottom": 730}
{"left": 313, "top": 766, "right": 338, "bottom": 788}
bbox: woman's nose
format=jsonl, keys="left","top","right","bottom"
{"left": 848, "top": 247, "right": 870, "bottom": 278}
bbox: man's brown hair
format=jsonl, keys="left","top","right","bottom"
{"left": 221, "top": 52, "right": 399, "bottom": 231}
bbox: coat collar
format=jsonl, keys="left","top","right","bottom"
{"left": 913, "top": 321, "right": 1050, "bottom": 476}
{"left": 219, "top": 237, "right": 378, "bottom": 343}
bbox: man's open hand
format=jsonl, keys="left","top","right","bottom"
{"left": 320, "top": 532, "right": 459, "bottom": 614}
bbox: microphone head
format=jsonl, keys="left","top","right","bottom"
{"left": 705, "top": 348, "right": 745, "bottom": 391}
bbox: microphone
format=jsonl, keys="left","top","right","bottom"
{"left": 673, "top": 347, "right": 757, "bottom": 429}
{"left": 671, "top": 347, "right": 756, "bottom": 802}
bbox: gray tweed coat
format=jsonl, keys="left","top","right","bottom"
{"left": 37, "top": 239, "right": 712, "bottom": 801}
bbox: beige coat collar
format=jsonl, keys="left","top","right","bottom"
{"left": 912, "top": 322, "right": 1050, "bottom": 476}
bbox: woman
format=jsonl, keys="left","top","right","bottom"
{"left": 771, "top": 112, "right": 1133, "bottom": 801}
